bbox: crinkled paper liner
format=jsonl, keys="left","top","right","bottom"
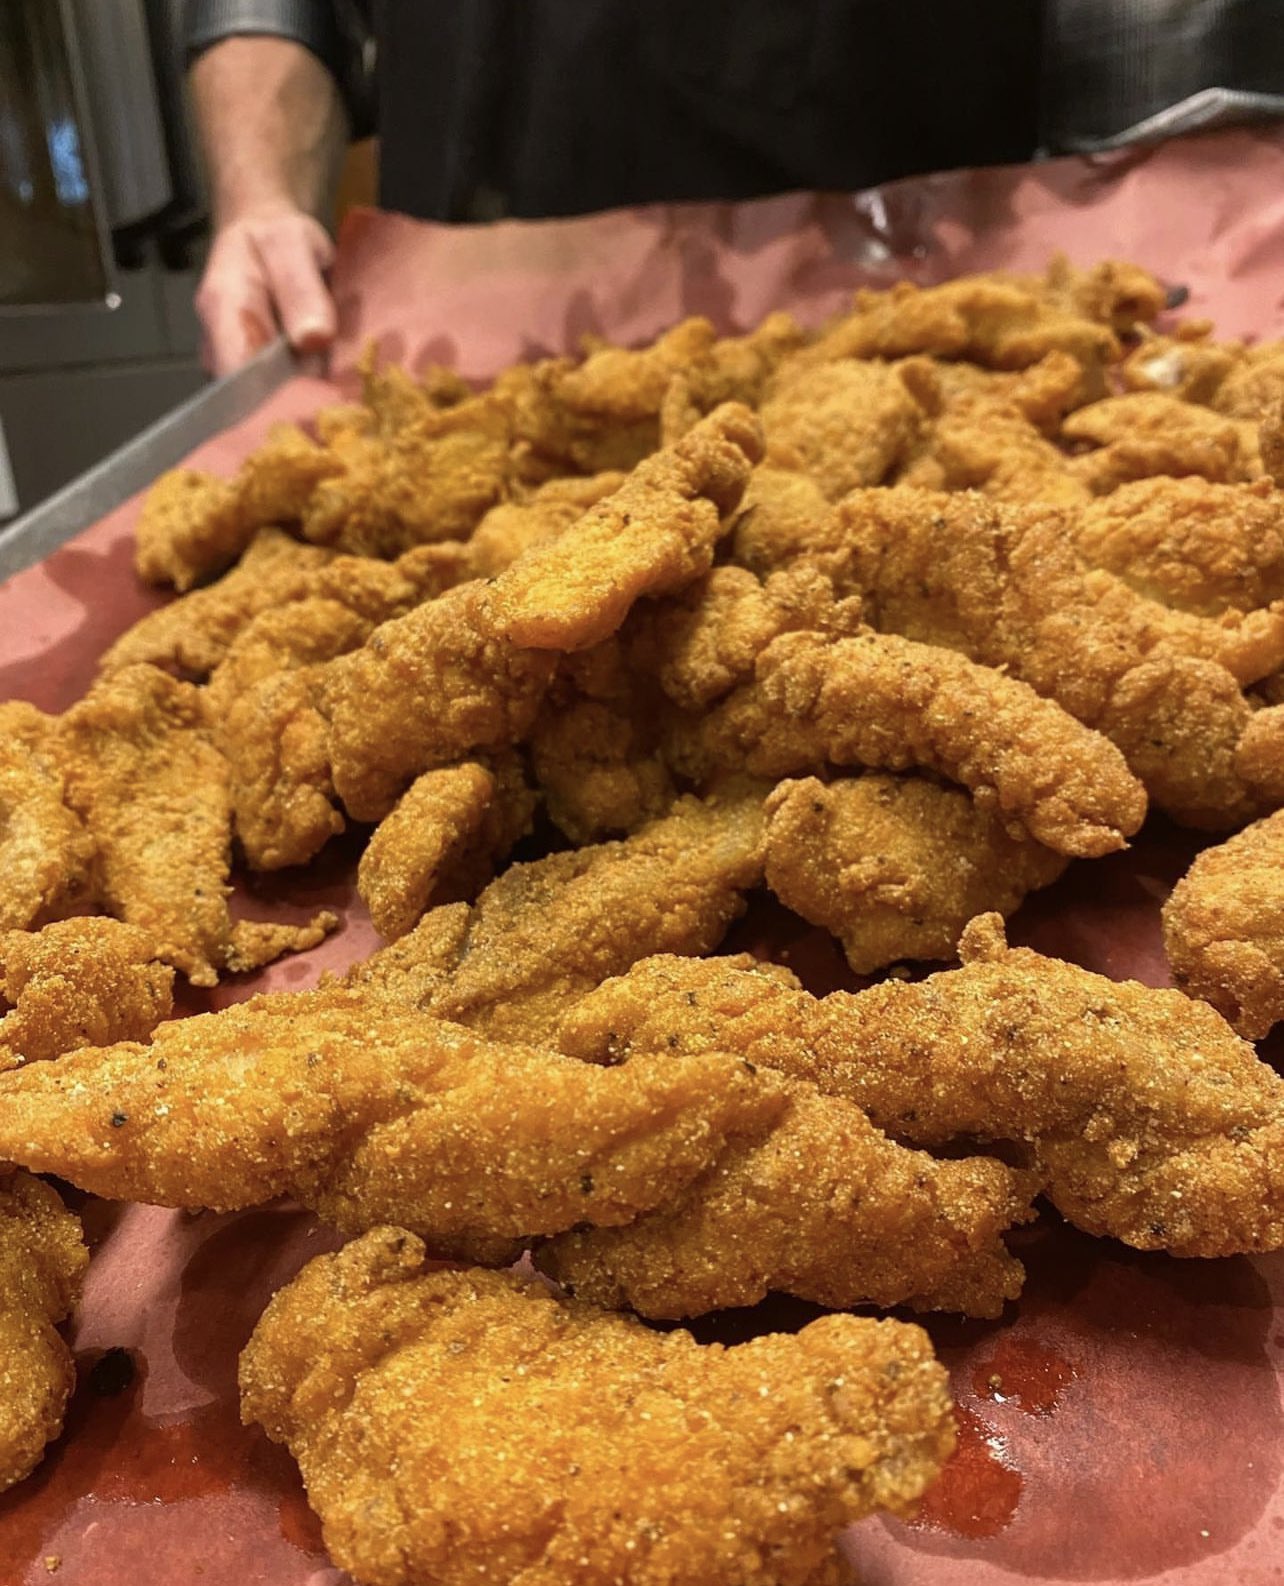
{"left": 1, "top": 127, "right": 1283, "bottom": 1586}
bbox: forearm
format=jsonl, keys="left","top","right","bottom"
{"left": 190, "top": 35, "right": 349, "bottom": 226}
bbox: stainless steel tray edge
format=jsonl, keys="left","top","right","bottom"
{"left": 0, "top": 338, "right": 297, "bottom": 583}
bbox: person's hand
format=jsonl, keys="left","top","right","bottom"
{"left": 195, "top": 207, "right": 337, "bottom": 377}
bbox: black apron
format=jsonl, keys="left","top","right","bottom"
{"left": 373, "top": 1, "right": 1045, "bottom": 221}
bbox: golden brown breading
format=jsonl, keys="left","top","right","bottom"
{"left": 0, "top": 726, "right": 96, "bottom": 933}
{"left": 241, "top": 1229, "right": 953, "bottom": 1586}
{"left": 464, "top": 472, "right": 626, "bottom": 579}
{"left": 1233, "top": 702, "right": 1284, "bottom": 806}
{"left": 54, "top": 665, "right": 234, "bottom": 985}
{"left": 896, "top": 394, "right": 1092, "bottom": 507}
{"left": 668, "top": 629, "right": 1146, "bottom": 858}
{"left": 839, "top": 488, "right": 1278, "bottom": 826}
{"left": 896, "top": 349, "right": 1089, "bottom": 433}
{"left": 301, "top": 403, "right": 513, "bottom": 558}
{"left": 539, "top": 1079, "right": 1032, "bottom": 1320}
{"left": 726, "top": 466, "right": 835, "bottom": 578}
{"left": 1071, "top": 476, "right": 1284, "bottom": 616}
{"left": 487, "top": 403, "right": 764, "bottom": 652}
{"left": 0, "top": 1170, "right": 87, "bottom": 1494}
{"left": 357, "top": 756, "right": 536, "bottom": 940}
{"left": 133, "top": 468, "right": 248, "bottom": 592}
{"left": 322, "top": 581, "right": 557, "bottom": 823}
{"left": 1120, "top": 323, "right": 1241, "bottom": 404}
{"left": 625, "top": 563, "right": 858, "bottom": 713}
{"left": 762, "top": 773, "right": 1067, "bottom": 973}
{"left": 1063, "top": 392, "right": 1261, "bottom": 492}
{"left": 422, "top": 789, "right": 766, "bottom": 1043}
{"left": 759, "top": 358, "right": 923, "bottom": 500}
{"left": 0, "top": 988, "right": 786, "bottom": 1265}
{"left": 807, "top": 915, "right": 1284, "bottom": 1256}
{"left": 0, "top": 917, "right": 174, "bottom": 1069}
{"left": 558, "top": 934, "right": 1284, "bottom": 1260}
{"left": 1162, "top": 810, "right": 1284, "bottom": 1038}
{"left": 1213, "top": 342, "right": 1284, "bottom": 420}
{"left": 797, "top": 273, "right": 1121, "bottom": 382}
{"left": 101, "top": 529, "right": 336, "bottom": 678}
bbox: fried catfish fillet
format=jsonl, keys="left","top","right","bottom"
{"left": 1071, "top": 476, "right": 1284, "bottom": 617}
{"left": 464, "top": 472, "right": 627, "bottom": 578}
{"left": 0, "top": 990, "right": 783, "bottom": 1265}
{"left": 357, "top": 756, "right": 536, "bottom": 940}
{"left": 1163, "top": 810, "right": 1284, "bottom": 1039}
{"left": 0, "top": 1171, "right": 87, "bottom": 1493}
{"left": 487, "top": 403, "right": 764, "bottom": 652}
{"left": 241, "top": 1229, "right": 953, "bottom": 1586}
{"left": 1063, "top": 392, "right": 1261, "bottom": 492}
{"left": 538, "top": 1075, "right": 1033, "bottom": 1320}
{"left": 0, "top": 724, "right": 96, "bottom": 932}
{"left": 0, "top": 917, "right": 174, "bottom": 1068}
{"left": 896, "top": 393, "right": 1092, "bottom": 507}
{"left": 762, "top": 774, "right": 1067, "bottom": 973}
{"left": 758, "top": 358, "right": 923, "bottom": 500}
{"left": 668, "top": 629, "right": 1146, "bottom": 858}
{"left": 726, "top": 466, "right": 835, "bottom": 578}
{"left": 556, "top": 936, "right": 1284, "bottom": 1259}
{"left": 840, "top": 488, "right": 1282, "bottom": 827}
{"left": 363, "top": 788, "right": 767, "bottom": 1045}
{"left": 322, "top": 580, "right": 557, "bottom": 823}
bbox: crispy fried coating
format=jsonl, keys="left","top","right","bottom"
{"left": 1063, "top": 393, "right": 1261, "bottom": 492}
{"left": 427, "top": 790, "right": 764, "bottom": 1042}
{"left": 0, "top": 728, "right": 96, "bottom": 932}
{"left": 727, "top": 467, "right": 835, "bottom": 578}
{"left": 762, "top": 774, "right": 1067, "bottom": 973}
{"left": 1162, "top": 810, "right": 1284, "bottom": 1038}
{"left": 102, "top": 529, "right": 336, "bottom": 678}
{"left": 1213, "top": 343, "right": 1284, "bottom": 420}
{"left": 626, "top": 563, "right": 858, "bottom": 713}
{"left": 1233, "top": 703, "right": 1284, "bottom": 806}
{"left": 896, "top": 394, "right": 1091, "bottom": 507}
{"left": 1120, "top": 323, "right": 1241, "bottom": 404}
{"left": 0, "top": 1170, "right": 87, "bottom": 1494}
{"left": 1072, "top": 476, "right": 1284, "bottom": 616}
{"left": 539, "top": 1079, "right": 1031, "bottom": 1320}
{"left": 323, "top": 581, "right": 557, "bottom": 823}
{"left": 133, "top": 468, "right": 248, "bottom": 591}
{"left": 896, "top": 349, "right": 1089, "bottom": 433}
{"left": 670, "top": 629, "right": 1146, "bottom": 858}
{"left": 799, "top": 273, "right": 1121, "bottom": 381}
{"left": 840, "top": 488, "right": 1276, "bottom": 826}
{"left": 54, "top": 665, "right": 234, "bottom": 985}
{"left": 487, "top": 403, "right": 764, "bottom": 652}
{"left": 0, "top": 917, "right": 174, "bottom": 1068}
{"left": 807, "top": 915, "right": 1284, "bottom": 1256}
{"left": 528, "top": 643, "right": 675, "bottom": 842}
{"left": 241, "top": 1230, "right": 953, "bottom": 1586}
{"left": 0, "top": 989, "right": 785, "bottom": 1265}
{"left": 464, "top": 472, "right": 626, "bottom": 579}
{"left": 759, "top": 358, "right": 923, "bottom": 500}
{"left": 357, "top": 756, "right": 536, "bottom": 940}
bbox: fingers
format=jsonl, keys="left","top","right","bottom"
{"left": 194, "top": 212, "right": 337, "bottom": 378}
{"left": 251, "top": 215, "right": 337, "bottom": 356}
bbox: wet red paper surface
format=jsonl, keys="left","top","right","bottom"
{"left": 3, "top": 128, "right": 1284, "bottom": 1586}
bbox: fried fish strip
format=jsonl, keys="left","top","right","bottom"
{"left": 393, "top": 788, "right": 768, "bottom": 1044}
{"left": 487, "top": 403, "right": 763, "bottom": 652}
{"left": 556, "top": 938, "right": 1284, "bottom": 1259}
{"left": 538, "top": 1080, "right": 1032, "bottom": 1320}
{"left": 357, "top": 756, "right": 536, "bottom": 940}
{"left": 840, "top": 488, "right": 1278, "bottom": 826}
{"left": 0, "top": 991, "right": 784, "bottom": 1265}
{"left": 669, "top": 629, "right": 1146, "bottom": 858}
{"left": 759, "top": 358, "right": 923, "bottom": 500}
{"left": 762, "top": 774, "right": 1067, "bottom": 974}
{"left": 896, "top": 394, "right": 1092, "bottom": 507}
{"left": 1162, "top": 810, "right": 1284, "bottom": 1039}
{"left": 1071, "top": 476, "right": 1284, "bottom": 617}
{"left": 0, "top": 727, "right": 96, "bottom": 932}
{"left": 726, "top": 466, "right": 835, "bottom": 578}
{"left": 0, "top": 1171, "right": 87, "bottom": 1493}
{"left": 241, "top": 1229, "right": 953, "bottom": 1586}
{"left": 322, "top": 580, "right": 557, "bottom": 823}
{"left": 1063, "top": 392, "right": 1261, "bottom": 492}
{"left": 464, "top": 472, "right": 627, "bottom": 578}
{"left": 0, "top": 917, "right": 174, "bottom": 1069}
